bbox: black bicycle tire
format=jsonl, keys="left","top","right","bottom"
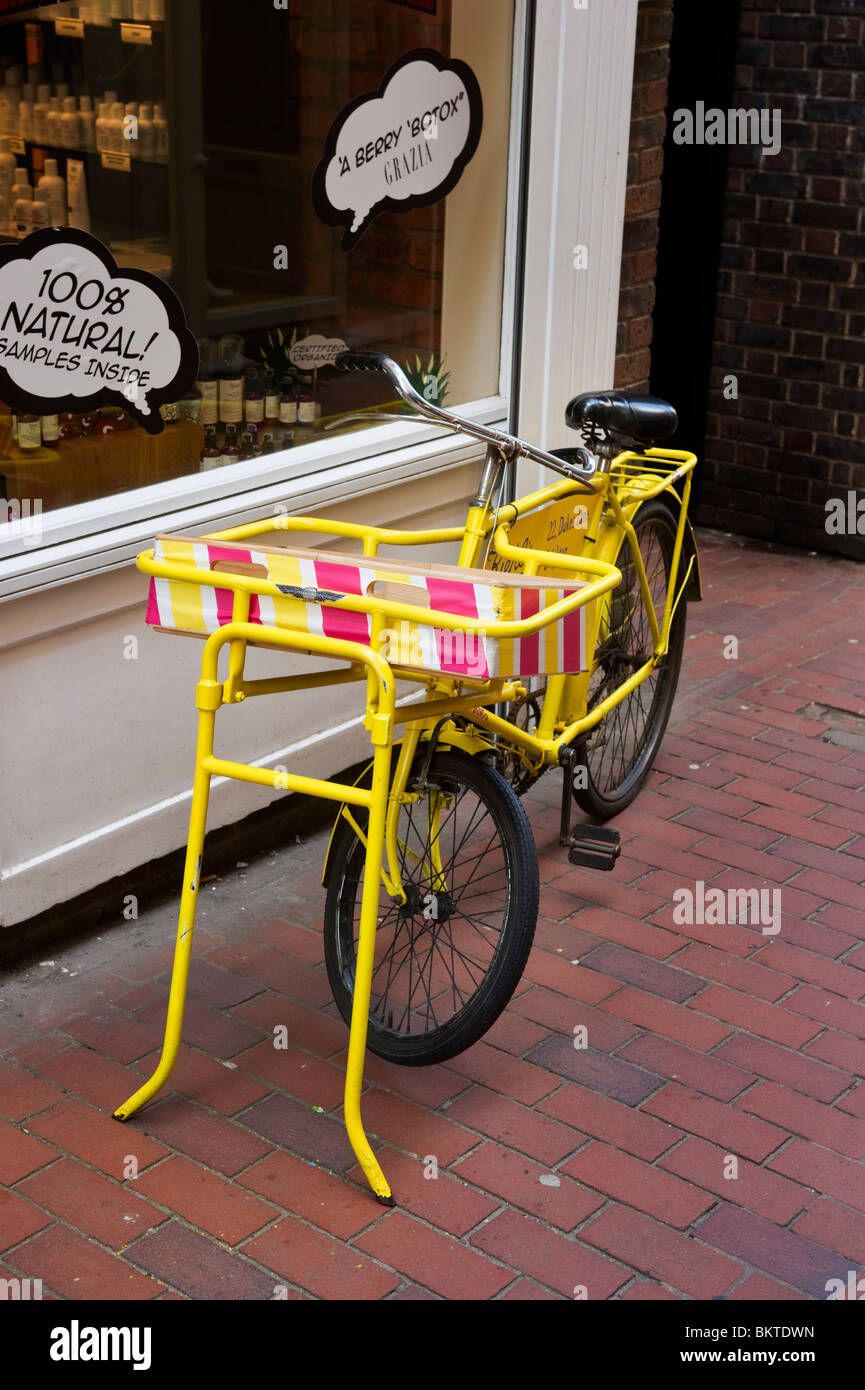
{"left": 324, "top": 749, "right": 539, "bottom": 1066}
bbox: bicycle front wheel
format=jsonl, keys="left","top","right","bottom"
{"left": 324, "top": 749, "right": 539, "bottom": 1066}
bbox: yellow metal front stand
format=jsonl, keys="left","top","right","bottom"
{"left": 114, "top": 621, "right": 396, "bottom": 1205}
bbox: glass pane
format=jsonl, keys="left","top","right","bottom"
{"left": 0, "top": 0, "right": 513, "bottom": 539}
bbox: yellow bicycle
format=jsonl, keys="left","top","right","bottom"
{"left": 115, "top": 350, "right": 700, "bottom": 1203}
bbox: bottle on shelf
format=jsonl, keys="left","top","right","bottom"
{"left": 152, "top": 103, "right": 169, "bottom": 161}
{"left": 31, "top": 195, "right": 50, "bottom": 231}
{"left": 279, "top": 377, "right": 298, "bottom": 426}
{"left": 12, "top": 180, "right": 32, "bottom": 238}
{"left": 79, "top": 95, "right": 96, "bottom": 151}
{"left": 200, "top": 424, "right": 222, "bottom": 471}
{"left": 219, "top": 366, "right": 244, "bottom": 425}
{"left": 264, "top": 369, "right": 280, "bottom": 424}
{"left": 17, "top": 413, "right": 41, "bottom": 450}
{"left": 47, "top": 97, "right": 63, "bottom": 146}
{"left": 95, "top": 102, "right": 111, "bottom": 153}
{"left": 61, "top": 97, "right": 80, "bottom": 150}
{"left": 123, "top": 101, "right": 139, "bottom": 154}
{"left": 0, "top": 136, "right": 17, "bottom": 204}
{"left": 41, "top": 414, "right": 60, "bottom": 445}
{"left": 297, "top": 375, "right": 317, "bottom": 426}
{"left": 110, "top": 0, "right": 133, "bottom": 20}
{"left": 131, "top": 0, "right": 150, "bottom": 21}
{"left": 0, "top": 67, "right": 23, "bottom": 140}
{"left": 244, "top": 368, "right": 265, "bottom": 427}
{"left": 18, "top": 84, "right": 34, "bottom": 142}
{"left": 32, "top": 84, "right": 51, "bottom": 144}
{"left": 137, "top": 103, "right": 155, "bottom": 159}
{"left": 108, "top": 103, "right": 125, "bottom": 154}
{"left": 38, "top": 158, "right": 66, "bottom": 225}
{"left": 222, "top": 423, "right": 241, "bottom": 465}
{"left": 150, "top": 0, "right": 166, "bottom": 19}
{"left": 260, "top": 432, "right": 275, "bottom": 457}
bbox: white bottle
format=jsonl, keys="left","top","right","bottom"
{"left": 18, "top": 83, "right": 34, "bottom": 142}
{"left": 152, "top": 102, "right": 168, "bottom": 160}
{"left": 61, "top": 96, "right": 80, "bottom": 149}
{"left": 66, "top": 158, "right": 90, "bottom": 232}
{"left": 38, "top": 158, "right": 66, "bottom": 225}
{"left": 30, "top": 195, "right": 50, "bottom": 231}
{"left": 137, "top": 102, "right": 154, "bottom": 159}
{"left": 78, "top": 95, "right": 96, "bottom": 150}
{"left": 108, "top": 102, "right": 125, "bottom": 153}
{"left": 123, "top": 101, "right": 139, "bottom": 153}
{"left": 47, "top": 98, "right": 62, "bottom": 146}
{"left": 32, "top": 84, "right": 51, "bottom": 144}
{"left": 0, "top": 136, "right": 17, "bottom": 203}
{"left": 95, "top": 102, "right": 111, "bottom": 153}
{"left": 13, "top": 183, "right": 32, "bottom": 238}
{"left": 55, "top": 83, "right": 70, "bottom": 102}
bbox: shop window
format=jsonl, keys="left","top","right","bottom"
{"left": 0, "top": 0, "right": 515, "bottom": 533}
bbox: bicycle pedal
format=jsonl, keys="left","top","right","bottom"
{"left": 567, "top": 825, "right": 621, "bottom": 871}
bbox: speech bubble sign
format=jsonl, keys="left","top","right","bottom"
{"left": 313, "top": 47, "right": 483, "bottom": 252}
{"left": 288, "top": 334, "right": 347, "bottom": 370}
{"left": 0, "top": 227, "right": 198, "bottom": 435}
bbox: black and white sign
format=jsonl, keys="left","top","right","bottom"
{"left": 313, "top": 48, "right": 483, "bottom": 251}
{"left": 0, "top": 228, "right": 198, "bottom": 435}
{"left": 288, "top": 334, "right": 347, "bottom": 370}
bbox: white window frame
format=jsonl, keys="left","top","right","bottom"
{"left": 0, "top": 0, "right": 530, "bottom": 600}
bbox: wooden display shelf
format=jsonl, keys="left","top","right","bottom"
{"left": 0, "top": 417, "right": 204, "bottom": 509}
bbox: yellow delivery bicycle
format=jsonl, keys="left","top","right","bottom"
{"left": 115, "top": 351, "right": 700, "bottom": 1203}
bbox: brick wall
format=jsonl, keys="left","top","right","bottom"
{"left": 614, "top": 0, "right": 674, "bottom": 391}
{"left": 700, "top": 0, "right": 865, "bottom": 558}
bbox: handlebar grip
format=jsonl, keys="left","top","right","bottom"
{"left": 334, "top": 351, "right": 392, "bottom": 374}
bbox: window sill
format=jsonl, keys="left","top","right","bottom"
{"left": 0, "top": 395, "right": 506, "bottom": 600}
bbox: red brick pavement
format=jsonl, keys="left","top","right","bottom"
{"left": 1, "top": 531, "right": 864, "bottom": 1299}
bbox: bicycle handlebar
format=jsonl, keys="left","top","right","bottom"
{"left": 334, "top": 350, "right": 597, "bottom": 488}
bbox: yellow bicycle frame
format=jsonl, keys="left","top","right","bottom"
{"left": 115, "top": 442, "right": 697, "bottom": 1202}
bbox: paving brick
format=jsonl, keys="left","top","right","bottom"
{"left": 568, "top": 907, "right": 680, "bottom": 960}
{"left": 58, "top": 1006, "right": 164, "bottom": 1065}
{"left": 128, "top": 1221, "right": 278, "bottom": 1300}
{"left": 14, "top": 1223, "right": 163, "bottom": 1300}
{"left": 351, "top": 1089, "right": 479, "bottom": 1166}
{"left": 643, "top": 1084, "right": 787, "bottom": 1162}
{"left": 563, "top": 1141, "right": 715, "bottom": 1228}
{"left": 521, "top": 949, "right": 621, "bottom": 1003}
{"left": 540, "top": 1083, "right": 681, "bottom": 1161}
{"left": 689, "top": 985, "right": 821, "bottom": 1048}
{"left": 132, "top": 1044, "right": 270, "bottom": 1117}
{"left": 673, "top": 943, "right": 795, "bottom": 1002}
{"left": 245, "top": 1216, "right": 400, "bottom": 1299}
{"left": 528, "top": 1035, "right": 662, "bottom": 1106}
{"left": 470, "top": 1208, "right": 631, "bottom": 1299}
{"left": 0, "top": 1119, "right": 57, "bottom": 1185}
{"left": 355, "top": 1209, "right": 511, "bottom": 1300}
{"left": 714, "top": 1034, "right": 848, "bottom": 1102}
{"left": 767, "top": 1137, "right": 865, "bottom": 1208}
{"left": 18, "top": 1157, "right": 163, "bottom": 1249}
{"left": 745, "top": 805, "right": 850, "bottom": 849}
{"left": 513, "top": 986, "right": 640, "bottom": 1053}
{"left": 184, "top": 957, "right": 264, "bottom": 1008}
{"left": 134, "top": 1154, "right": 279, "bottom": 1245}
{"left": 785, "top": 984, "right": 865, "bottom": 1039}
{"left": 334, "top": 1050, "right": 469, "bottom": 1110}
{"left": 238, "top": 1150, "right": 378, "bottom": 1240}
{"left": 659, "top": 1136, "right": 810, "bottom": 1225}
{"left": 580, "top": 943, "right": 704, "bottom": 1002}
{"left": 230, "top": 990, "right": 348, "bottom": 1058}
{"left": 580, "top": 1205, "right": 742, "bottom": 1299}
{"left": 137, "top": 996, "right": 261, "bottom": 1061}
{"left": 445, "top": 1086, "right": 579, "bottom": 1165}
{"left": 724, "top": 779, "right": 827, "bottom": 818}
{"left": 793, "top": 1199, "right": 865, "bottom": 1266}
{"left": 136, "top": 1098, "right": 273, "bottom": 1176}
{"left": 230, "top": 1038, "right": 346, "bottom": 1111}
{"left": 443, "top": 1041, "right": 559, "bottom": 1106}
{"left": 498, "top": 1278, "right": 562, "bottom": 1300}
{"left": 351, "top": 1147, "right": 499, "bottom": 1236}
{"left": 617, "top": 1280, "right": 684, "bottom": 1300}
{"left": 837, "top": 1084, "right": 865, "bottom": 1119}
{"left": 0, "top": 1061, "right": 67, "bottom": 1121}
{"left": 753, "top": 939, "right": 865, "bottom": 1000}
{"left": 0, "top": 1188, "right": 52, "bottom": 1251}
{"left": 738, "top": 1081, "right": 865, "bottom": 1159}
{"left": 726, "top": 1272, "right": 808, "bottom": 1301}
{"left": 37, "top": 1046, "right": 150, "bottom": 1112}
{"left": 617, "top": 1035, "right": 754, "bottom": 1102}
{"left": 600, "top": 986, "right": 732, "bottom": 1051}
{"left": 452, "top": 1142, "right": 603, "bottom": 1231}
{"left": 676, "top": 806, "right": 779, "bottom": 850}
{"left": 795, "top": 869, "right": 865, "bottom": 913}
{"left": 28, "top": 1099, "right": 168, "bottom": 1178}
{"left": 241, "top": 1092, "right": 355, "bottom": 1172}
{"left": 695, "top": 1204, "right": 850, "bottom": 1299}
{"left": 479, "top": 1010, "right": 548, "bottom": 1058}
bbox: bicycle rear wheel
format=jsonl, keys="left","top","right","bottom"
{"left": 573, "top": 498, "right": 686, "bottom": 818}
{"left": 324, "top": 749, "right": 539, "bottom": 1066}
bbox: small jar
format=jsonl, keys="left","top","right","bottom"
{"left": 264, "top": 372, "right": 280, "bottom": 424}
{"left": 17, "top": 413, "right": 41, "bottom": 449}
{"left": 197, "top": 375, "right": 218, "bottom": 425}
{"left": 297, "top": 375, "right": 316, "bottom": 425}
{"left": 244, "top": 375, "right": 264, "bottom": 426}
{"left": 279, "top": 387, "right": 297, "bottom": 425}
{"left": 41, "top": 413, "right": 60, "bottom": 444}
{"left": 179, "top": 388, "right": 202, "bottom": 424}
